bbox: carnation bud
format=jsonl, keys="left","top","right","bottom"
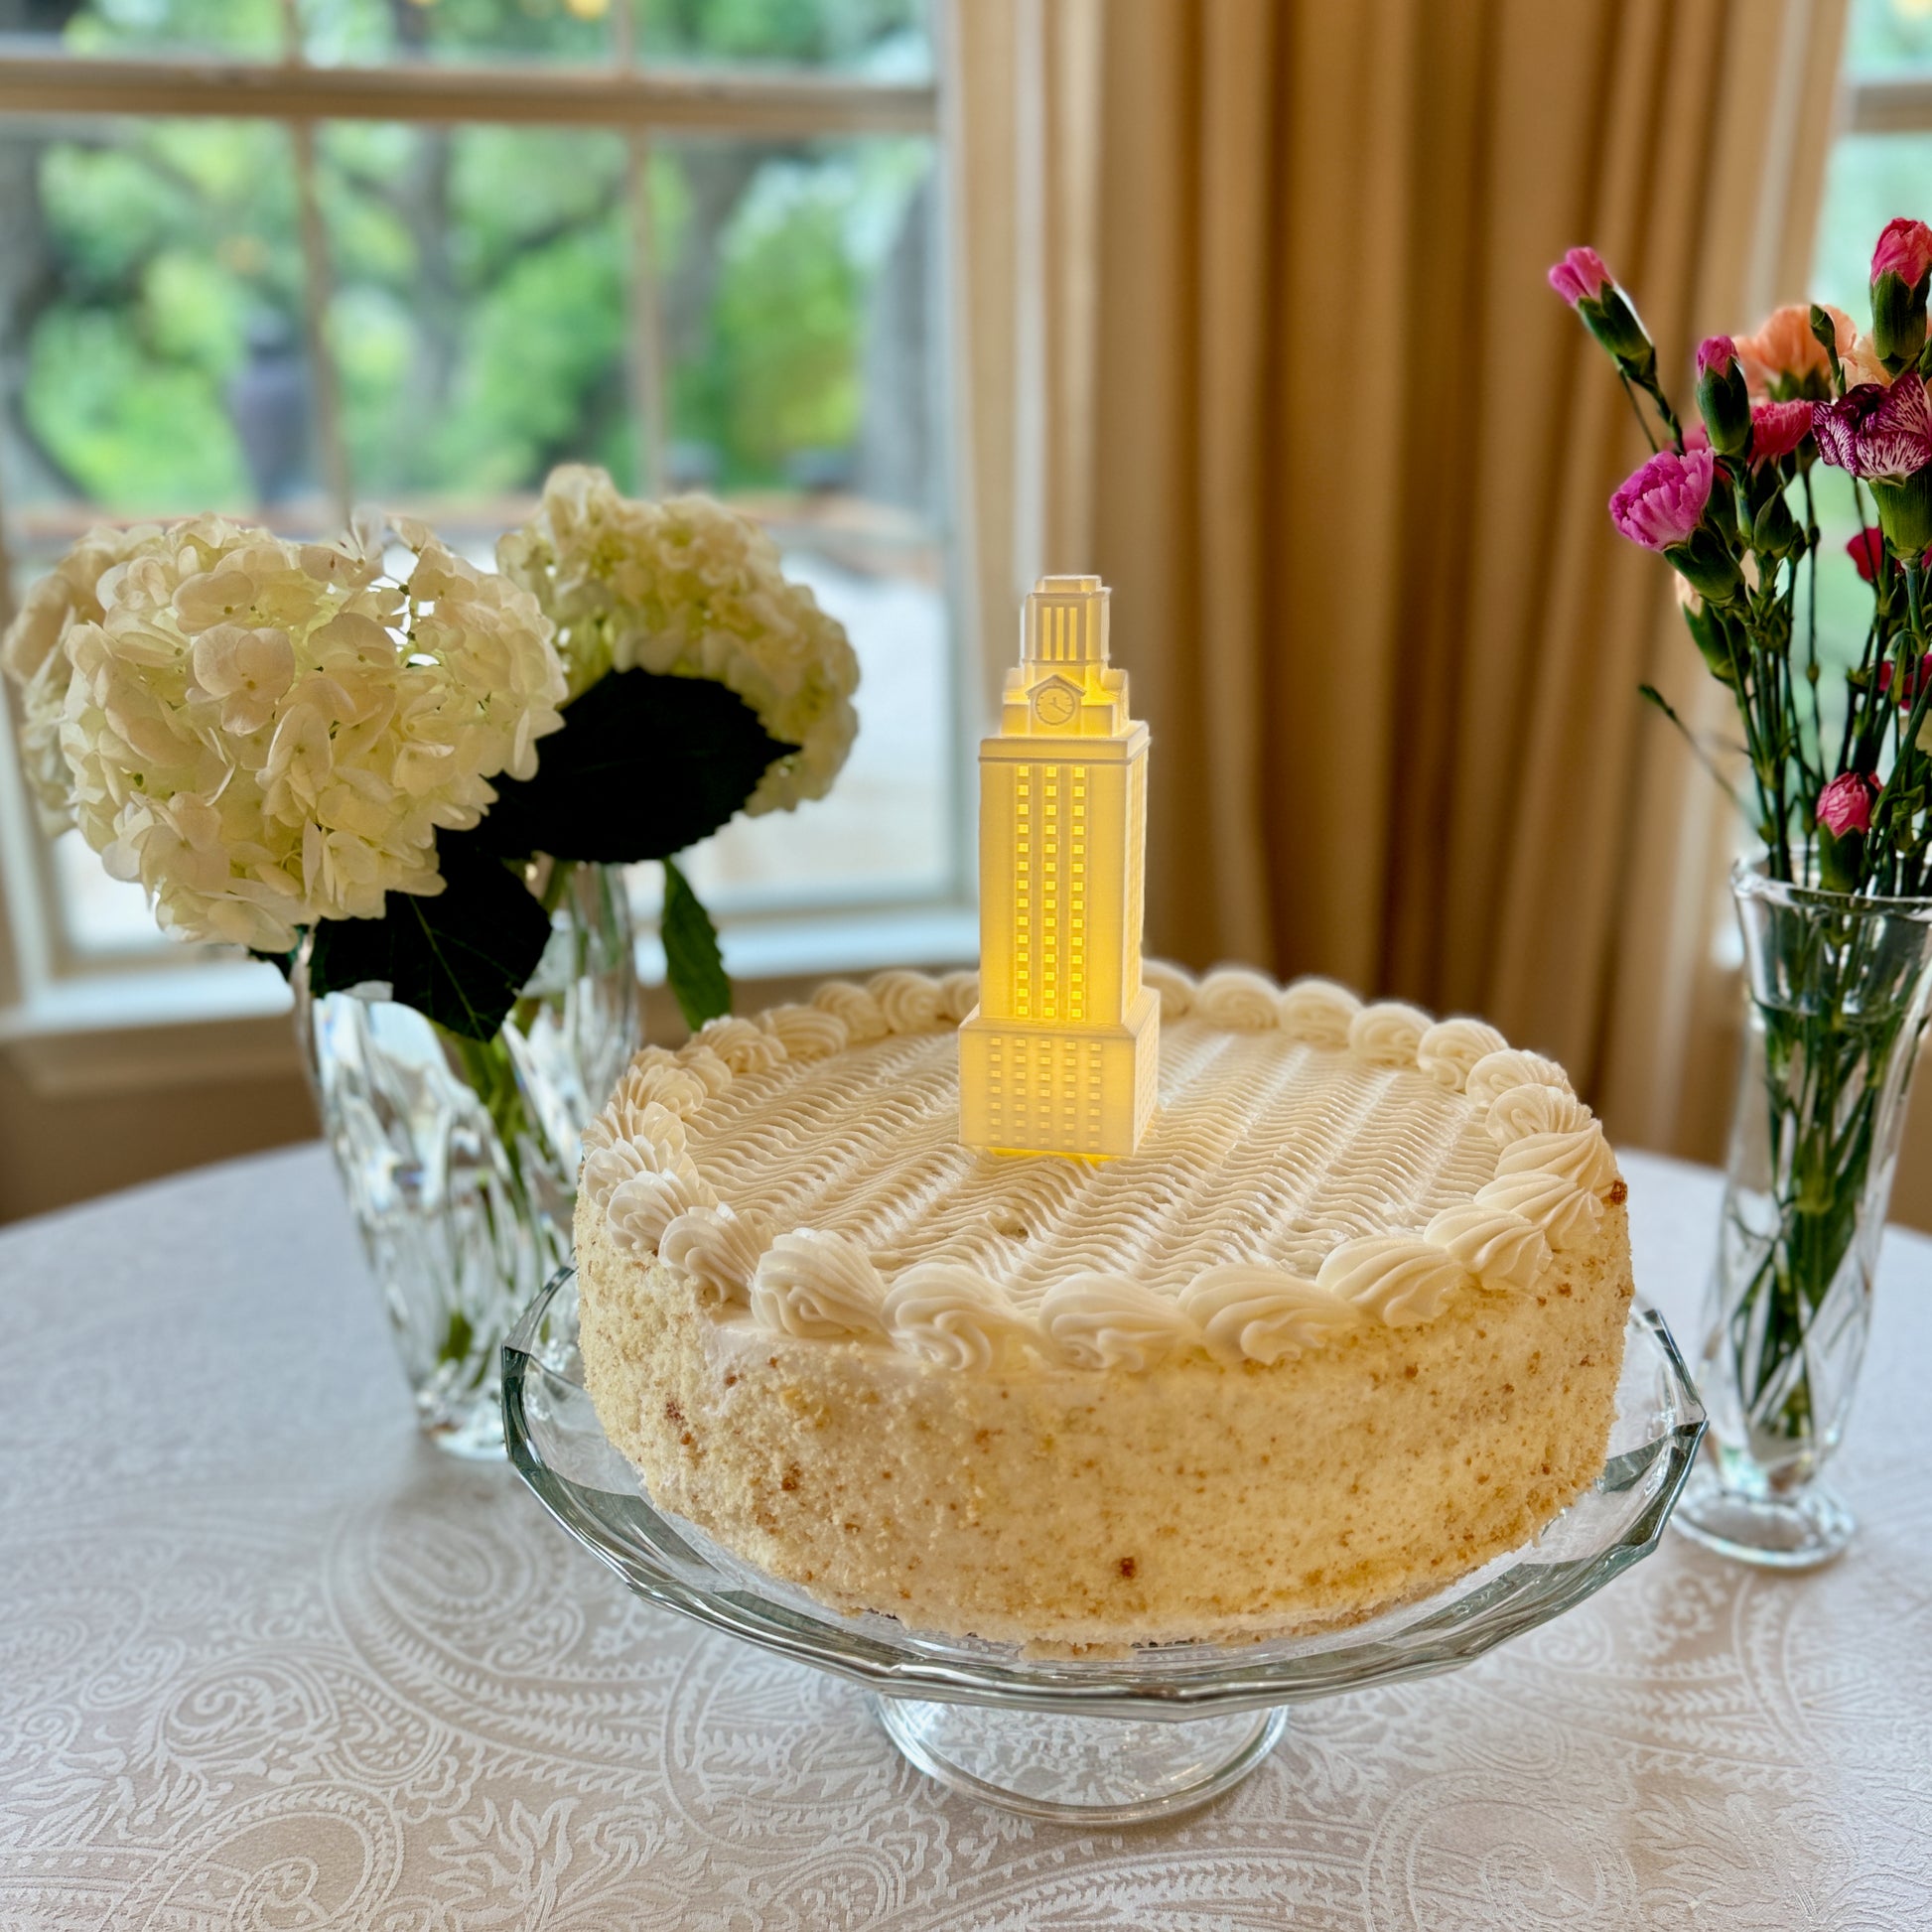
{"left": 1872, "top": 270, "right": 1929, "bottom": 375}
{"left": 1664, "top": 528, "right": 1743, "bottom": 604}
{"left": 1696, "top": 338, "right": 1752, "bottom": 457}
{"left": 1750, "top": 488, "right": 1801, "bottom": 558}
{"left": 1869, "top": 468, "right": 1932, "bottom": 559}
{"left": 1678, "top": 595, "right": 1738, "bottom": 687}
{"left": 1581, "top": 285, "right": 1655, "bottom": 369}
{"left": 1809, "top": 304, "right": 1846, "bottom": 389}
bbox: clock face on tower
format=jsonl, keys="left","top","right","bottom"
{"left": 1033, "top": 681, "right": 1079, "bottom": 729}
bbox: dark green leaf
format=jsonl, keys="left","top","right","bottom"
{"left": 661, "top": 856, "right": 731, "bottom": 1031}
{"left": 307, "top": 837, "right": 553, "bottom": 1040}
{"left": 473, "top": 668, "right": 797, "bottom": 864}
{"left": 439, "top": 1309, "right": 476, "bottom": 1366}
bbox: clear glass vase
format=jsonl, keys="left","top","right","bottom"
{"left": 1676, "top": 860, "right": 1932, "bottom": 1567}
{"left": 294, "top": 862, "right": 638, "bottom": 1457}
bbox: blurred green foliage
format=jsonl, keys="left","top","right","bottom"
{"left": 11, "top": 0, "right": 930, "bottom": 516}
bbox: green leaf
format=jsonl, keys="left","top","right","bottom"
{"left": 473, "top": 668, "right": 797, "bottom": 864}
{"left": 307, "top": 837, "right": 553, "bottom": 1041}
{"left": 439, "top": 1309, "right": 476, "bottom": 1366}
{"left": 661, "top": 856, "right": 731, "bottom": 1031}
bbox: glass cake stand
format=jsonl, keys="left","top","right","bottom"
{"left": 503, "top": 1270, "right": 1705, "bottom": 1824}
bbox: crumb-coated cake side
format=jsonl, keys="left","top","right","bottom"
{"left": 574, "top": 963, "right": 1635, "bottom": 1648}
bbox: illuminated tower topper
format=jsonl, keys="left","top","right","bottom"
{"left": 959, "top": 574, "right": 1159, "bottom": 1159}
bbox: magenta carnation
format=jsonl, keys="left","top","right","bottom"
{"left": 1848, "top": 528, "right": 1885, "bottom": 583}
{"left": 1697, "top": 335, "right": 1738, "bottom": 375}
{"left": 1608, "top": 447, "right": 1715, "bottom": 551}
{"left": 1817, "top": 771, "right": 1877, "bottom": 838}
{"left": 1813, "top": 375, "right": 1932, "bottom": 481}
{"left": 1872, "top": 216, "right": 1932, "bottom": 292}
{"left": 1548, "top": 246, "right": 1612, "bottom": 307}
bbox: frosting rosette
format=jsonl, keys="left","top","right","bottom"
{"left": 46, "top": 512, "right": 565, "bottom": 952}
{"left": 496, "top": 465, "right": 859, "bottom": 814}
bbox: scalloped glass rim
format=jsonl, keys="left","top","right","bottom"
{"left": 503, "top": 1270, "right": 1706, "bottom": 1721}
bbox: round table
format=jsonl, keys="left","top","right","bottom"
{"left": 2, "top": 1145, "right": 1928, "bottom": 1930}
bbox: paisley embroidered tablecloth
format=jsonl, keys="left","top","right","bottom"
{"left": 2, "top": 1144, "right": 1928, "bottom": 1930}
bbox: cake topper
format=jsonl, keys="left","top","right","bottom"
{"left": 959, "top": 574, "right": 1160, "bottom": 1158}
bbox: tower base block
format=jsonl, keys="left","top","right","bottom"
{"left": 959, "top": 989, "right": 1159, "bottom": 1160}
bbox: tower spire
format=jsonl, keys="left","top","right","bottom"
{"left": 959, "top": 574, "right": 1160, "bottom": 1159}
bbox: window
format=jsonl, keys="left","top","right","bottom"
{"left": 0, "top": 0, "right": 976, "bottom": 1035}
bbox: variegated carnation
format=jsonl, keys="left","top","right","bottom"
{"left": 496, "top": 464, "right": 859, "bottom": 814}
{"left": 52, "top": 512, "right": 566, "bottom": 951}
{"left": 1, "top": 522, "right": 164, "bottom": 833}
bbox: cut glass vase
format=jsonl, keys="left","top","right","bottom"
{"left": 296, "top": 862, "right": 637, "bottom": 1456}
{"left": 1676, "top": 860, "right": 1932, "bottom": 1567}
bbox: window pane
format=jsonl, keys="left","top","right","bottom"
{"left": 655, "top": 132, "right": 951, "bottom": 906}
{"left": 1811, "top": 131, "right": 1932, "bottom": 316}
{"left": 301, "top": 0, "right": 617, "bottom": 69}
{"left": 638, "top": 0, "right": 930, "bottom": 76}
{"left": 317, "top": 122, "right": 636, "bottom": 508}
{"left": 0, "top": 118, "right": 333, "bottom": 538}
{"left": 1844, "top": 0, "right": 1932, "bottom": 75}
{"left": 25, "top": 0, "right": 284, "bottom": 60}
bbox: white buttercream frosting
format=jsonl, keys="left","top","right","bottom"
{"left": 692, "top": 1016, "right": 786, "bottom": 1077}
{"left": 1348, "top": 1001, "right": 1432, "bottom": 1067}
{"left": 1179, "top": 1266, "right": 1358, "bottom": 1365}
{"left": 1417, "top": 1019, "right": 1509, "bottom": 1090}
{"left": 584, "top": 965, "right": 1622, "bottom": 1371}
{"left": 884, "top": 1264, "right": 1039, "bottom": 1370}
{"left": 868, "top": 968, "right": 943, "bottom": 1035}
{"left": 607, "top": 1168, "right": 719, "bottom": 1258}
{"left": 1465, "top": 1047, "right": 1574, "bottom": 1107}
{"left": 751, "top": 1229, "right": 889, "bottom": 1339}
{"left": 659, "top": 1205, "right": 767, "bottom": 1307}
{"left": 812, "top": 979, "right": 890, "bottom": 1042}
{"left": 1277, "top": 977, "right": 1360, "bottom": 1044}
{"left": 1195, "top": 966, "right": 1283, "bottom": 1032}
{"left": 758, "top": 1003, "right": 850, "bottom": 1063}
{"left": 1316, "top": 1236, "right": 1471, "bottom": 1326}
{"left": 1423, "top": 1202, "right": 1551, "bottom": 1291}
{"left": 1040, "top": 1276, "right": 1198, "bottom": 1371}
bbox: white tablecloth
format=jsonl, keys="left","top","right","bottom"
{"left": 1, "top": 1144, "right": 1928, "bottom": 1930}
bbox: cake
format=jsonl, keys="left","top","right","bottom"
{"left": 573, "top": 963, "right": 1633, "bottom": 1648}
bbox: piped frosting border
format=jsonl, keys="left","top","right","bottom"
{"left": 578, "top": 965, "right": 1623, "bottom": 1373}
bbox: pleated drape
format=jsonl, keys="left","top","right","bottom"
{"left": 1055, "top": 0, "right": 1844, "bottom": 1145}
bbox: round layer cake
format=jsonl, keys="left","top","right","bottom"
{"left": 574, "top": 964, "right": 1633, "bottom": 1648}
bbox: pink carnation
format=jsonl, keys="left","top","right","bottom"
{"left": 1872, "top": 216, "right": 1932, "bottom": 291}
{"left": 1817, "top": 771, "right": 1877, "bottom": 838}
{"left": 1608, "top": 447, "right": 1715, "bottom": 551}
{"left": 1697, "top": 336, "right": 1738, "bottom": 375}
{"left": 1813, "top": 374, "right": 1932, "bottom": 481}
{"left": 1549, "top": 246, "right": 1612, "bottom": 307}
{"left": 1749, "top": 399, "right": 1814, "bottom": 464}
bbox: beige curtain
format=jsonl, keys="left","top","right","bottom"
{"left": 957, "top": 0, "right": 1846, "bottom": 1148}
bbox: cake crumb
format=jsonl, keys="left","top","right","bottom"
{"left": 1118, "top": 1557, "right": 1138, "bottom": 1579}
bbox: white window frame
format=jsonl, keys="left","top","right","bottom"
{"left": 0, "top": 11, "right": 985, "bottom": 1091}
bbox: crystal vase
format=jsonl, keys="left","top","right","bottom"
{"left": 1675, "top": 861, "right": 1932, "bottom": 1567}
{"left": 294, "top": 862, "right": 638, "bottom": 1457}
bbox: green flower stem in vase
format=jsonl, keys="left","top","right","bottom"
{"left": 296, "top": 861, "right": 638, "bottom": 1457}
{"left": 1679, "top": 863, "right": 1932, "bottom": 1565}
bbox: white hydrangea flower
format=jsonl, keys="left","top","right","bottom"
{"left": 496, "top": 464, "right": 860, "bottom": 814}
{"left": 0, "top": 521, "right": 165, "bottom": 833}
{"left": 48, "top": 512, "right": 567, "bottom": 952}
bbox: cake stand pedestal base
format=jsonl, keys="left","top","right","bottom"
{"left": 1672, "top": 1464, "right": 1855, "bottom": 1570}
{"left": 870, "top": 1696, "right": 1287, "bottom": 1822}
